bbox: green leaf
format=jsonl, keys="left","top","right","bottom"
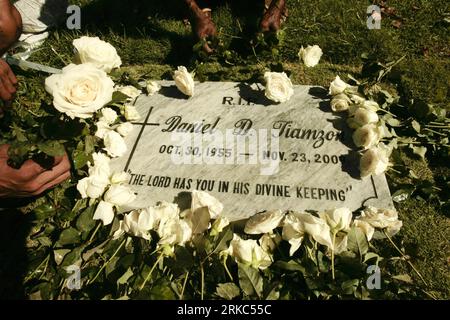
{"left": 37, "top": 141, "right": 65, "bottom": 157}
{"left": 73, "top": 150, "right": 90, "bottom": 170}
{"left": 341, "top": 279, "right": 359, "bottom": 295}
{"left": 212, "top": 227, "right": 233, "bottom": 255}
{"left": 272, "top": 260, "right": 306, "bottom": 273}
{"left": 347, "top": 226, "right": 369, "bottom": 256}
{"left": 216, "top": 283, "right": 240, "bottom": 300}
{"left": 238, "top": 263, "right": 263, "bottom": 298}
{"left": 363, "top": 252, "right": 383, "bottom": 264}
{"left": 392, "top": 274, "right": 413, "bottom": 284}
{"left": 411, "top": 120, "right": 421, "bottom": 133}
{"left": 117, "top": 268, "right": 134, "bottom": 285}
{"left": 34, "top": 203, "right": 56, "bottom": 220}
{"left": 76, "top": 206, "right": 96, "bottom": 233}
{"left": 57, "top": 228, "right": 81, "bottom": 246}
{"left": 392, "top": 188, "right": 414, "bottom": 203}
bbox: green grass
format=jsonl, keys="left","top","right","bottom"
{"left": 8, "top": 0, "right": 450, "bottom": 299}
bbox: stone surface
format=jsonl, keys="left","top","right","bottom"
{"left": 111, "top": 81, "right": 395, "bottom": 221}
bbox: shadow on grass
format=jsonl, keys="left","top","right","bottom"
{"left": 78, "top": 0, "right": 266, "bottom": 65}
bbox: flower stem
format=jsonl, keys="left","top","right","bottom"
{"left": 88, "top": 222, "right": 102, "bottom": 243}
{"left": 180, "top": 271, "right": 190, "bottom": 300}
{"left": 88, "top": 238, "right": 126, "bottom": 285}
{"left": 200, "top": 263, "right": 205, "bottom": 300}
{"left": 24, "top": 254, "right": 50, "bottom": 283}
{"left": 331, "top": 232, "right": 337, "bottom": 280}
{"left": 223, "top": 258, "right": 233, "bottom": 282}
{"left": 383, "top": 230, "right": 428, "bottom": 287}
{"left": 139, "top": 253, "right": 164, "bottom": 291}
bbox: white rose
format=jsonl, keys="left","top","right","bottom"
{"left": 282, "top": 213, "right": 305, "bottom": 256}
{"left": 73, "top": 36, "right": 122, "bottom": 73}
{"left": 298, "top": 45, "right": 323, "bottom": 67}
{"left": 99, "top": 107, "right": 118, "bottom": 124}
{"left": 93, "top": 201, "right": 115, "bottom": 226}
{"left": 352, "top": 220, "right": 375, "bottom": 241}
{"left": 291, "top": 212, "right": 333, "bottom": 248}
{"left": 110, "top": 171, "right": 129, "bottom": 185}
{"left": 244, "top": 210, "right": 285, "bottom": 234}
{"left": 116, "top": 85, "right": 141, "bottom": 101}
{"left": 210, "top": 216, "right": 230, "bottom": 236}
{"left": 158, "top": 218, "right": 192, "bottom": 246}
{"left": 352, "top": 124, "right": 383, "bottom": 149}
{"left": 88, "top": 152, "right": 111, "bottom": 178}
{"left": 104, "top": 184, "right": 136, "bottom": 206}
{"left": 146, "top": 81, "right": 161, "bottom": 96}
{"left": 319, "top": 207, "right": 353, "bottom": 232}
{"left": 191, "top": 190, "right": 223, "bottom": 219}
{"left": 174, "top": 66, "right": 195, "bottom": 97}
{"left": 95, "top": 120, "right": 111, "bottom": 139}
{"left": 116, "top": 122, "right": 134, "bottom": 137}
{"left": 45, "top": 63, "right": 114, "bottom": 119}
{"left": 349, "top": 94, "right": 366, "bottom": 104}
{"left": 360, "top": 100, "right": 379, "bottom": 112}
{"left": 330, "top": 93, "right": 351, "bottom": 112}
{"left": 123, "top": 104, "right": 141, "bottom": 121}
{"left": 376, "top": 220, "right": 402, "bottom": 239}
{"left": 259, "top": 233, "right": 281, "bottom": 253}
{"left": 122, "top": 210, "right": 153, "bottom": 240}
{"left": 360, "top": 145, "right": 390, "bottom": 177}
{"left": 264, "top": 71, "right": 294, "bottom": 103}
{"left": 329, "top": 75, "right": 349, "bottom": 96}
{"left": 103, "top": 130, "right": 127, "bottom": 158}
{"left": 357, "top": 207, "right": 401, "bottom": 230}
{"left": 76, "top": 175, "right": 109, "bottom": 199}
{"left": 348, "top": 107, "right": 379, "bottom": 128}
{"left": 226, "top": 234, "right": 272, "bottom": 270}
{"left": 144, "top": 201, "right": 180, "bottom": 232}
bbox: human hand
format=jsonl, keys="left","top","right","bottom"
{"left": 0, "top": 145, "right": 71, "bottom": 198}
{"left": 0, "top": 59, "right": 18, "bottom": 109}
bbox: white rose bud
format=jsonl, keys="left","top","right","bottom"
{"left": 116, "top": 85, "right": 141, "bottom": 101}
{"left": 319, "top": 207, "right": 353, "bottom": 232}
{"left": 352, "top": 220, "right": 375, "bottom": 241}
{"left": 146, "top": 81, "right": 161, "bottom": 96}
{"left": 352, "top": 124, "right": 383, "bottom": 149}
{"left": 244, "top": 210, "right": 285, "bottom": 234}
{"left": 329, "top": 75, "right": 349, "bottom": 96}
{"left": 158, "top": 218, "right": 192, "bottom": 246}
{"left": 95, "top": 120, "right": 111, "bottom": 139}
{"left": 357, "top": 207, "right": 402, "bottom": 239}
{"left": 226, "top": 234, "right": 272, "bottom": 270}
{"left": 330, "top": 93, "right": 351, "bottom": 112}
{"left": 264, "top": 71, "right": 294, "bottom": 103}
{"left": 88, "top": 152, "right": 111, "bottom": 178}
{"left": 191, "top": 190, "right": 223, "bottom": 219}
{"left": 122, "top": 210, "right": 153, "bottom": 240}
{"left": 174, "top": 66, "right": 195, "bottom": 97}
{"left": 210, "top": 216, "right": 230, "bottom": 236}
{"left": 103, "top": 130, "right": 127, "bottom": 158}
{"left": 104, "top": 184, "right": 136, "bottom": 206}
{"left": 93, "top": 201, "right": 115, "bottom": 226}
{"left": 259, "top": 233, "right": 281, "bottom": 253}
{"left": 282, "top": 213, "right": 305, "bottom": 256}
{"left": 99, "top": 107, "right": 118, "bottom": 124}
{"left": 45, "top": 63, "right": 114, "bottom": 119}
{"left": 116, "top": 122, "right": 134, "bottom": 137}
{"left": 360, "top": 144, "right": 390, "bottom": 177}
{"left": 298, "top": 45, "right": 323, "bottom": 67}
{"left": 123, "top": 104, "right": 141, "bottom": 121}
{"left": 76, "top": 175, "right": 109, "bottom": 199}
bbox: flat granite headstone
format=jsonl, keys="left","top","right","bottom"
{"left": 111, "top": 81, "right": 394, "bottom": 221}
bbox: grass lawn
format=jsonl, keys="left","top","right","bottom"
{"left": 3, "top": 0, "right": 449, "bottom": 299}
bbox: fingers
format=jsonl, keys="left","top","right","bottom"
{"left": 32, "top": 171, "right": 71, "bottom": 196}
{"left": 31, "top": 155, "right": 71, "bottom": 189}
{"left": 0, "top": 144, "right": 9, "bottom": 157}
{"left": 0, "top": 60, "right": 17, "bottom": 102}
{"left": 0, "top": 80, "right": 13, "bottom": 101}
